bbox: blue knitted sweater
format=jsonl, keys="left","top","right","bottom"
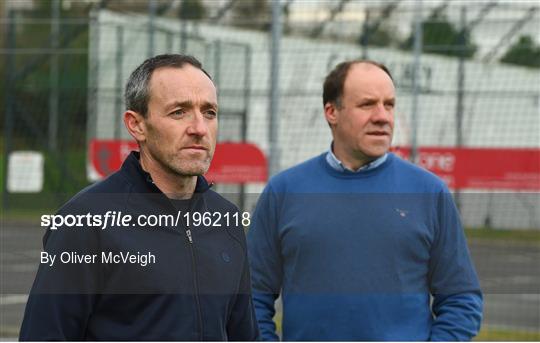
{"left": 248, "top": 153, "right": 482, "bottom": 341}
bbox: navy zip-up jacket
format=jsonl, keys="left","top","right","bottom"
{"left": 20, "top": 152, "right": 259, "bottom": 341}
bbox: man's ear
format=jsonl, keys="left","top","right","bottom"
{"left": 324, "top": 102, "right": 339, "bottom": 127}
{"left": 124, "top": 110, "right": 146, "bottom": 143}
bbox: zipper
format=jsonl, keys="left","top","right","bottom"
{"left": 182, "top": 207, "right": 204, "bottom": 340}
{"left": 160, "top": 180, "right": 208, "bottom": 340}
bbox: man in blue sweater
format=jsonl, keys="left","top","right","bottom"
{"left": 248, "top": 60, "right": 483, "bottom": 341}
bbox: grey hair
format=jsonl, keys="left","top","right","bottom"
{"left": 124, "top": 54, "right": 212, "bottom": 118}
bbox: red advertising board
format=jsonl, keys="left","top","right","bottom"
{"left": 392, "top": 147, "right": 540, "bottom": 190}
{"left": 89, "top": 140, "right": 538, "bottom": 190}
{"left": 88, "top": 139, "right": 267, "bottom": 183}
{"left": 88, "top": 140, "right": 138, "bottom": 180}
{"left": 204, "top": 142, "right": 267, "bottom": 183}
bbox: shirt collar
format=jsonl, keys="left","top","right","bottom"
{"left": 326, "top": 143, "right": 388, "bottom": 173}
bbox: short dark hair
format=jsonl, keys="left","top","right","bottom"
{"left": 322, "top": 59, "right": 393, "bottom": 108}
{"left": 124, "top": 54, "right": 212, "bottom": 117}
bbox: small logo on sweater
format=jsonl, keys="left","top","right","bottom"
{"left": 221, "top": 252, "right": 231, "bottom": 263}
{"left": 395, "top": 208, "right": 409, "bottom": 217}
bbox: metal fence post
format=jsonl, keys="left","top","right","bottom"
{"left": 455, "top": 6, "right": 467, "bottom": 211}
{"left": 3, "top": 9, "right": 16, "bottom": 210}
{"left": 410, "top": 0, "right": 422, "bottom": 164}
{"left": 239, "top": 45, "right": 252, "bottom": 212}
{"left": 269, "top": 0, "right": 282, "bottom": 176}
{"left": 148, "top": 0, "right": 156, "bottom": 57}
{"left": 114, "top": 26, "right": 124, "bottom": 139}
{"left": 360, "top": 8, "right": 370, "bottom": 59}
{"left": 48, "top": 0, "right": 60, "bottom": 151}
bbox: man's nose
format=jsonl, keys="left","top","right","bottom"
{"left": 186, "top": 112, "right": 208, "bottom": 136}
{"left": 371, "top": 103, "right": 392, "bottom": 124}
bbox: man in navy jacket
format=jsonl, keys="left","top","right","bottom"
{"left": 20, "top": 54, "right": 259, "bottom": 341}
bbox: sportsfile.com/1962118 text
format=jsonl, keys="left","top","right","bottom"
{"left": 41, "top": 211, "right": 251, "bottom": 230}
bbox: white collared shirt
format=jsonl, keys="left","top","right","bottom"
{"left": 326, "top": 143, "right": 388, "bottom": 173}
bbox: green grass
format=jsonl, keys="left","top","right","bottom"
{"left": 475, "top": 327, "right": 540, "bottom": 341}
{"left": 465, "top": 227, "right": 540, "bottom": 243}
{"left": 272, "top": 312, "right": 540, "bottom": 341}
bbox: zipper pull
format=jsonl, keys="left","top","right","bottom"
{"left": 186, "top": 229, "right": 193, "bottom": 244}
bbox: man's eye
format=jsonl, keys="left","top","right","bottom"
{"left": 170, "top": 109, "right": 185, "bottom": 116}
{"left": 205, "top": 110, "right": 217, "bottom": 118}
{"left": 385, "top": 103, "right": 395, "bottom": 109}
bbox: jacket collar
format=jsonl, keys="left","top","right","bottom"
{"left": 121, "top": 151, "right": 212, "bottom": 194}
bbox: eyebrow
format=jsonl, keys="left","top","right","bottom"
{"left": 358, "top": 96, "right": 395, "bottom": 103}
{"left": 165, "top": 100, "right": 218, "bottom": 112}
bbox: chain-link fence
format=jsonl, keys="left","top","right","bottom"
{"left": 1, "top": 0, "right": 539, "bottom": 340}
